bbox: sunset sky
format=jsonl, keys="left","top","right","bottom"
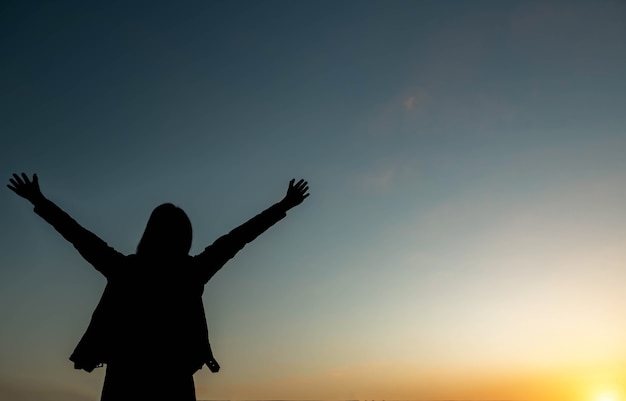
{"left": 1, "top": 1, "right": 626, "bottom": 401}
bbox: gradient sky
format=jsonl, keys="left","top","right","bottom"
{"left": 1, "top": 1, "right": 626, "bottom": 401}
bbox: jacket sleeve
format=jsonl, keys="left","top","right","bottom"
{"left": 193, "top": 202, "right": 288, "bottom": 284}
{"left": 33, "top": 198, "right": 124, "bottom": 278}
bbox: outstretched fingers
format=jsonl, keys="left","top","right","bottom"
{"left": 299, "top": 184, "right": 309, "bottom": 197}
{"left": 7, "top": 174, "right": 23, "bottom": 196}
{"left": 11, "top": 173, "right": 24, "bottom": 186}
{"left": 284, "top": 178, "right": 310, "bottom": 208}
{"left": 294, "top": 179, "right": 309, "bottom": 199}
{"left": 7, "top": 173, "right": 42, "bottom": 202}
{"left": 293, "top": 179, "right": 306, "bottom": 189}
{"left": 8, "top": 176, "right": 20, "bottom": 192}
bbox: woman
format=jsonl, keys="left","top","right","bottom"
{"left": 7, "top": 173, "right": 309, "bottom": 401}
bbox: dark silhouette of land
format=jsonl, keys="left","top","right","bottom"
{"left": 8, "top": 172, "right": 309, "bottom": 401}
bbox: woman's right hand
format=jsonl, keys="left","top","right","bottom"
{"left": 280, "top": 178, "right": 309, "bottom": 210}
{"left": 7, "top": 173, "right": 45, "bottom": 204}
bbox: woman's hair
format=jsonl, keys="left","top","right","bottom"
{"left": 136, "top": 203, "right": 192, "bottom": 257}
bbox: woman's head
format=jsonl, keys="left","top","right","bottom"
{"left": 137, "top": 203, "right": 192, "bottom": 258}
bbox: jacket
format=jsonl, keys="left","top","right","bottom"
{"left": 33, "top": 198, "right": 287, "bottom": 373}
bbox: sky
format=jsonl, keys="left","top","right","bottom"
{"left": 1, "top": 1, "right": 625, "bottom": 400}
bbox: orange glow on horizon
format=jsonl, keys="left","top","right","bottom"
{"left": 194, "top": 362, "right": 626, "bottom": 401}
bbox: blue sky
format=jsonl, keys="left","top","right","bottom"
{"left": 1, "top": 1, "right": 626, "bottom": 400}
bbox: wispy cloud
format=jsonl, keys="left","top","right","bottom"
{"left": 350, "top": 157, "right": 420, "bottom": 193}
{"left": 402, "top": 96, "right": 415, "bottom": 110}
{"left": 403, "top": 88, "right": 431, "bottom": 113}
{"left": 353, "top": 167, "right": 394, "bottom": 191}
{"left": 365, "top": 87, "right": 432, "bottom": 138}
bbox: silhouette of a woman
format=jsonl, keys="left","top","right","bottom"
{"left": 7, "top": 173, "right": 309, "bottom": 401}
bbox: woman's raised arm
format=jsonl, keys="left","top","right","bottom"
{"left": 8, "top": 173, "right": 124, "bottom": 277}
{"left": 194, "top": 178, "right": 309, "bottom": 284}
